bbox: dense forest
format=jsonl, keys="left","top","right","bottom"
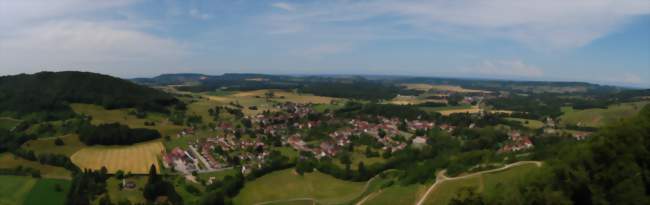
{"left": 78, "top": 123, "right": 161, "bottom": 145}
{"left": 0, "top": 71, "right": 180, "bottom": 120}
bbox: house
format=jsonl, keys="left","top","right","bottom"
{"left": 412, "top": 136, "right": 427, "bottom": 145}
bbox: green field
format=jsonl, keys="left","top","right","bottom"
{"left": 560, "top": 101, "right": 649, "bottom": 127}
{"left": 0, "top": 175, "right": 70, "bottom": 205}
{"left": 422, "top": 163, "right": 539, "bottom": 205}
{"left": 22, "top": 134, "right": 85, "bottom": 156}
{"left": 70, "top": 103, "right": 183, "bottom": 137}
{"left": 505, "top": 118, "right": 544, "bottom": 129}
{"left": 0, "top": 117, "right": 21, "bottom": 130}
{"left": 364, "top": 183, "right": 429, "bottom": 205}
{"left": 233, "top": 169, "right": 366, "bottom": 205}
{"left": 24, "top": 178, "right": 71, "bottom": 205}
{"left": 0, "top": 153, "right": 71, "bottom": 179}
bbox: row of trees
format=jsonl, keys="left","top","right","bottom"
{"left": 78, "top": 123, "right": 161, "bottom": 145}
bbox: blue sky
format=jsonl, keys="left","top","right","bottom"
{"left": 0, "top": 0, "right": 648, "bottom": 87}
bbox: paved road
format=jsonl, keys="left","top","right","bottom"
{"left": 414, "top": 161, "right": 542, "bottom": 205}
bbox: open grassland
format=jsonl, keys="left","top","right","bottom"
{"left": 70, "top": 141, "right": 164, "bottom": 174}
{"left": 364, "top": 183, "right": 429, "bottom": 205}
{"left": 22, "top": 134, "right": 85, "bottom": 156}
{"left": 23, "top": 178, "right": 71, "bottom": 205}
{"left": 0, "top": 175, "right": 37, "bottom": 205}
{"left": 0, "top": 117, "right": 21, "bottom": 130}
{"left": 104, "top": 176, "right": 148, "bottom": 204}
{"left": 424, "top": 176, "right": 482, "bottom": 205}
{"left": 70, "top": 103, "right": 183, "bottom": 137}
{"left": 0, "top": 176, "right": 69, "bottom": 205}
{"left": 233, "top": 169, "right": 366, "bottom": 205}
{"left": 422, "top": 163, "right": 538, "bottom": 205}
{"left": 560, "top": 101, "right": 649, "bottom": 127}
{"left": 0, "top": 153, "right": 71, "bottom": 179}
{"left": 505, "top": 118, "right": 544, "bottom": 129}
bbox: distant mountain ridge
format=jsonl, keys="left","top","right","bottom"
{"left": 0, "top": 71, "right": 180, "bottom": 119}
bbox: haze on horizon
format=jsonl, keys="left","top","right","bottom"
{"left": 0, "top": 0, "right": 648, "bottom": 87}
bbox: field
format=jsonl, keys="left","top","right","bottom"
{"left": 560, "top": 101, "right": 649, "bottom": 127}
{"left": 420, "top": 105, "right": 480, "bottom": 116}
{"left": 23, "top": 178, "right": 71, "bottom": 205}
{"left": 0, "top": 153, "right": 71, "bottom": 179}
{"left": 233, "top": 169, "right": 366, "bottom": 205}
{"left": 401, "top": 84, "right": 490, "bottom": 93}
{"left": 22, "top": 134, "right": 85, "bottom": 156}
{"left": 363, "top": 183, "right": 429, "bottom": 205}
{"left": 422, "top": 163, "right": 538, "bottom": 205}
{"left": 205, "top": 89, "right": 340, "bottom": 116}
{"left": 0, "top": 175, "right": 70, "bottom": 205}
{"left": 0, "top": 117, "right": 21, "bottom": 130}
{"left": 505, "top": 118, "right": 544, "bottom": 129}
{"left": 387, "top": 95, "right": 446, "bottom": 105}
{"left": 70, "top": 103, "right": 184, "bottom": 137}
{"left": 70, "top": 141, "right": 164, "bottom": 174}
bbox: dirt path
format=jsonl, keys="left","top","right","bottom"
{"left": 414, "top": 161, "right": 542, "bottom": 205}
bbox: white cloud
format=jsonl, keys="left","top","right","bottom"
{"left": 271, "top": 2, "right": 296, "bottom": 12}
{"left": 293, "top": 43, "right": 352, "bottom": 59}
{"left": 265, "top": 0, "right": 650, "bottom": 49}
{"left": 462, "top": 60, "right": 543, "bottom": 77}
{"left": 189, "top": 8, "right": 211, "bottom": 20}
{"left": 0, "top": 21, "right": 187, "bottom": 76}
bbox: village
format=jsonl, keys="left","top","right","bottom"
{"left": 161, "top": 100, "right": 591, "bottom": 181}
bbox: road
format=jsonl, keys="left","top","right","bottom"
{"left": 414, "top": 161, "right": 542, "bottom": 205}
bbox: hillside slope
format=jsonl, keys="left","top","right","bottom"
{"left": 0, "top": 71, "right": 179, "bottom": 119}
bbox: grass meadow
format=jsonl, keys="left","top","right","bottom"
{"left": 0, "top": 153, "right": 71, "bottom": 179}
{"left": 560, "top": 101, "right": 649, "bottom": 127}
{"left": 0, "top": 175, "right": 70, "bottom": 205}
{"left": 233, "top": 169, "right": 366, "bottom": 205}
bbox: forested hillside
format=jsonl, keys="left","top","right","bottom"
{"left": 451, "top": 105, "right": 650, "bottom": 204}
{"left": 0, "top": 71, "right": 180, "bottom": 119}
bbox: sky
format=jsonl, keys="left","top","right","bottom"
{"left": 0, "top": 0, "right": 649, "bottom": 87}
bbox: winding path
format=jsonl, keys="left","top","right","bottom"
{"left": 414, "top": 161, "right": 542, "bottom": 205}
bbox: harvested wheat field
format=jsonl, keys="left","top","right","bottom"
{"left": 71, "top": 141, "right": 164, "bottom": 174}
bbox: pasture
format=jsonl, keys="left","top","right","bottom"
{"left": 70, "top": 141, "right": 164, "bottom": 174}
{"left": 22, "top": 134, "right": 85, "bottom": 156}
{"left": 23, "top": 178, "right": 71, "bottom": 205}
{"left": 364, "top": 183, "right": 429, "bottom": 205}
{"left": 560, "top": 101, "right": 649, "bottom": 127}
{"left": 233, "top": 169, "right": 366, "bottom": 205}
{"left": 0, "top": 153, "right": 71, "bottom": 179}
{"left": 0, "top": 176, "right": 70, "bottom": 205}
{"left": 0, "top": 117, "right": 20, "bottom": 131}
{"left": 422, "top": 163, "right": 539, "bottom": 205}
{"left": 70, "top": 103, "right": 184, "bottom": 136}
{"left": 0, "top": 175, "right": 36, "bottom": 205}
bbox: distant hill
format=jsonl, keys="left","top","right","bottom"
{"left": 0, "top": 71, "right": 180, "bottom": 119}
{"left": 132, "top": 73, "right": 213, "bottom": 85}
